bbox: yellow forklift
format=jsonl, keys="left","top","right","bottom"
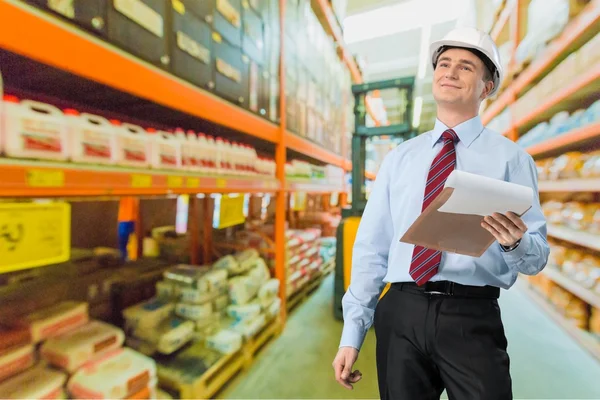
{"left": 334, "top": 76, "right": 416, "bottom": 320}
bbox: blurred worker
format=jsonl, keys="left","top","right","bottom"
{"left": 332, "top": 27, "right": 549, "bottom": 400}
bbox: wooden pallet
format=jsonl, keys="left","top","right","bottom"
{"left": 157, "top": 316, "right": 282, "bottom": 400}
{"left": 242, "top": 316, "right": 283, "bottom": 368}
{"left": 157, "top": 344, "right": 245, "bottom": 400}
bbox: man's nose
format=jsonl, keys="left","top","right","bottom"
{"left": 445, "top": 67, "right": 458, "bottom": 79}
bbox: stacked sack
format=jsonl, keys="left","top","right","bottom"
{"left": 123, "top": 264, "right": 229, "bottom": 357}
{"left": 0, "top": 301, "right": 158, "bottom": 399}
{"left": 206, "top": 249, "right": 280, "bottom": 355}
{"left": 286, "top": 229, "right": 323, "bottom": 296}
{"left": 541, "top": 200, "right": 600, "bottom": 234}
{"left": 536, "top": 149, "right": 600, "bottom": 182}
{"left": 319, "top": 237, "right": 337, "bottom": 267}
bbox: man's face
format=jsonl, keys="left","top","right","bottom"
{"left": 432, "top": 47, "right": 493, "bottom": 108}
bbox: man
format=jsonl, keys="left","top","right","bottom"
{"left": 332, "top": 27, "right": 549, "bottom": 400}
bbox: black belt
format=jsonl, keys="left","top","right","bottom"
{"left": 391, "top": 280, "right": 500, "bottom": 299}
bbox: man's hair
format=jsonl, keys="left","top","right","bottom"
{"left": 437, "top": 45, "right": 495, "bottom": 83}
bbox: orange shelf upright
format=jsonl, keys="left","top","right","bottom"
{"left": 0, "top": 1, "right": 279, "bottom": 144}
{"left": 482, "top": 0, "right": 600, "bottom": 125}
{"left": 527, "top": 122, "right": 600, "bottom": 158}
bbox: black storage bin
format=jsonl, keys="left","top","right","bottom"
{"left": 170, "top": 4, "right": 214, "bottom": 90}
{"left": 107, "top": 0, "right": 170, "bottom": 68}
{"left": 214, "top": 0, "right": 243, "bottom": 48}
{"left": 242, "top": 4, "right": 264, "bottom": 66}
{"left": 23, "top": 0, "right": 107, "bottom": 35}
{"left": 177, "top": 0, "right": 214, "bottom": 23}
{"left": 213, "top": 32, "right": 247, "bottom": 105}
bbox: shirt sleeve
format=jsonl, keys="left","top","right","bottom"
{"left": 500, "top": 153, "right": 550, "bottom": 275}
{"left": 339, "top": 153, "right": 394, "bottom": 351}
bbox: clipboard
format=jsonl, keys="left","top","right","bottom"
{"left": 400, "top": 171, "right": 533, "bottom": 258}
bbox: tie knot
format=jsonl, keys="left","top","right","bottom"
{"left": 443, "top": 129, "right": 458, "bottom": 143}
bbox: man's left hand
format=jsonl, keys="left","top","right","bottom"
{"left": 481, "top": 212, "right": 527, "bottom": 247}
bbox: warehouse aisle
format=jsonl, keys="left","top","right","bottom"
{"left": 221, "top": 274, "right": 600, "bottom": 399}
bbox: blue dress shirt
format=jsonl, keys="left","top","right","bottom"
{"left": 340, "top": 115, "right": 550, "bottom": 351}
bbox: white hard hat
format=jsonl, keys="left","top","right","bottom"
{"left": 430, "top": 27, "right": 503, "bottom": 97}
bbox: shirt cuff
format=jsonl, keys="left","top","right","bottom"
{"left": 500, "top": 233, "right": 530, "bottom": 265}
{"left": 339, "top": 323, "right": 367, "bottom": 351}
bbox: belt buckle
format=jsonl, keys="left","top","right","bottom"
{"left": 424, "top": 282, "right": 454, "bottom": 296}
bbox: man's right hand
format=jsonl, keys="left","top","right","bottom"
{"left": 332, "top": 346, "right": 362, "bottom": 390}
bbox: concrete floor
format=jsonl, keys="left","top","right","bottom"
{"left": 221, "top": 275, "right": 600, "bottom": 399}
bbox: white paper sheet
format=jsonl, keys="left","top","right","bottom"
{"left": 437, "top": 170, "right": 533, "bottom": 217}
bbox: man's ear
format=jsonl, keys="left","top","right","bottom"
{"left": 481, "top": 80, "right": 494, "bottom": 99}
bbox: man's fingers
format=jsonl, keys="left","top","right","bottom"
{"left": 333, "top": 358, "right": 353, "bottom": 390}
{"left": 349, "top": 370, "right": 363, "bottom": 383}
{"left": 341, "top": 360, "right": 352, "bottom": 380}
{"left": 506, "top": 212, "right": 528, "bottom": 232}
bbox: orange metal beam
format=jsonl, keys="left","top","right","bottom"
{"left": 515, "top": 63, "right": 600, "bottom": 129}
{"left": 0, "top": 161, "right": 281, "bottom": 197}
{"left": 0, "top": 1, "right": 279, "bottom": 143}
{"left": 527, "top": 122, "right": 600, "bottom": 158}
{"left": 512, "top": 1, "right": 600, "bottom": 95}
{"left": 490, "top": 1, "right": 515, "bottom": 42}
{"left": 482, "top": 1, "right": 600, "bottom": 125}
{"left": 285, "top": 132, "right": 348, "bottom": 168}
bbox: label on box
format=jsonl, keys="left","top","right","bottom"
{"left": 159, "top": 145, "right": 178, "bottom": 166}
{"left": 20, "top": 118, "right": 63, "bottom": 153}
{"left": 48, "top": 0, "right": 75, "bottom": 18}
{"left": 121, "top": 137, "right": 147, "bottom": 162}
{"left": 81, "top": 129, "right": 112, "bottom": 159}
{"left": 216, "top": 58, "right": 241, "bottom": 83}
{"left": 0, "top": 202, "right": 70, "bottom": 274}
{"left": 177, "top": 31, "right": 210, "bottom": 64}
{"left": 114, "top": 0, "right": 164, "bottom": 38}
{"left": 217, "top": 0, "right": 240, "bottom": 28}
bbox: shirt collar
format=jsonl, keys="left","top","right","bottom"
{"left": 430, "top": 115, "right": 484, "bottom": 148}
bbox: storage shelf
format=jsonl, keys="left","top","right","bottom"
{"left": 0, "top": 1, "right": 279, "bottom": 143}
{"left": 0, "top": 159, "right": 281, "bottom": 197}
{"left": 542, "top": 267, "right": 600, "bottom": 309}
{"left": 0, "top": 0, "right": 349, "bottom": 169}
{"left": 286, "top": 179, "right": 344, "bottom": 193}
{"left": 538, "top": 179, "right": 600, "bottom": 192}
{"left": 521, "top": 280, "right": 600, "bottom": 362}
{"left": 482, "top": 1, "right": 600, "bottom": 125}
{"left": 547, "top": 224, "right": 600, "bottom": 252}
{"left": 526, "top": 122, "right": 600, "bottom": 158}
{"left": 515, "top": 62, "right": 600, "bottom": 132}
{"left": 285, "top": 132, "right": 347, "bottom": 168}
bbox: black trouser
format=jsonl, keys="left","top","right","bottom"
{"left": 374, "top": 281, "right": 512, "bottom": 400}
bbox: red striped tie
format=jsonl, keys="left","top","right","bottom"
{"left": 409, "top": 129, "right": 459, "bottom": 285}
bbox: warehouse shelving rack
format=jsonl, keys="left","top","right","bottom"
{"left": 485, "top": 0, "right": 600, "bottom": 360}
{"left": 0, "top": 0, "right": 365, "bottom": 396}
